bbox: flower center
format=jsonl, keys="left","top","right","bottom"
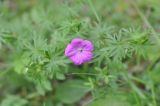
{"left": 77, "top": 48, "right": 83, "bottom": 52}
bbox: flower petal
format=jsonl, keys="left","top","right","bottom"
{"left": 82, "top": 40, "right": 93, "bottom": 51}
{"left": 69, "top": 51, "right": 93, "bottom": 65}
{"left": 71, "top": 38, "right": 83, "bottom": 48}
{"left": 70, "top": 53, "right": 84, "bottom": 65}
{"left": 65, "top": 44, "right": 77, "bottom": 57}
{"left": 82, "top": 51, "right": 93, "bottom": 62}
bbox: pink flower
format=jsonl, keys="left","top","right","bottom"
{"left": 65, "top": 38, "right": 94, "bottom": 65}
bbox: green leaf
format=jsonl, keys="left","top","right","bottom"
{"left": 56, "top": 72, "right": 65, "bottom": 80}
{"left": 87, "top": 94, "right": 132, "bottom": 106}
{"left": 36, "top": 79, "right": 52, "bottom": 95}
{"left": 1, "top": 95, "right": 28, "bottom": 106}
{"left": 55, "top": 80, "right": 91, "bottom": 104}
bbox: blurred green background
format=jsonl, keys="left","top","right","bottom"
{"left": 0, "top": 0, "right": 160, "bottom": 106}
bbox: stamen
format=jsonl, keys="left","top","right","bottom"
{"left": 78, "top": 48, "right": 83, "bottom": 52}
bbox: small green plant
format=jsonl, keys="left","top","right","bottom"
{"left": 0, "top": 0, "right": 160, "bottom": 106}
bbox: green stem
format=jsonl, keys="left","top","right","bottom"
{"left": 147, "top": 56, "right": 160, "bottom": 71}
{"left": 68, "top": 72, "right": 98, "bottom": 76}
{"left": 87, "top": 0, "right": 101, "bottom": 23}
{"left": 151, "top": 83, "right": 157, "bottom": 106}
{"left": 130, "top": 0, "right": 160, "bottom": 44}
{"left": 122, "top": 73, "right": 146, "bottom": 99}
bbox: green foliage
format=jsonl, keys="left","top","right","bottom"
{"left": 0, "top": 0, "right": 160, "bottom": 106}
{"left": 55, "top": 80, "right": 90, "bottom": 104}
{"left": 88, "top": 92, "right": 132, "bottom": 106}
{"left": 1, "top": 95, "right": 28, "bottom": 106}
